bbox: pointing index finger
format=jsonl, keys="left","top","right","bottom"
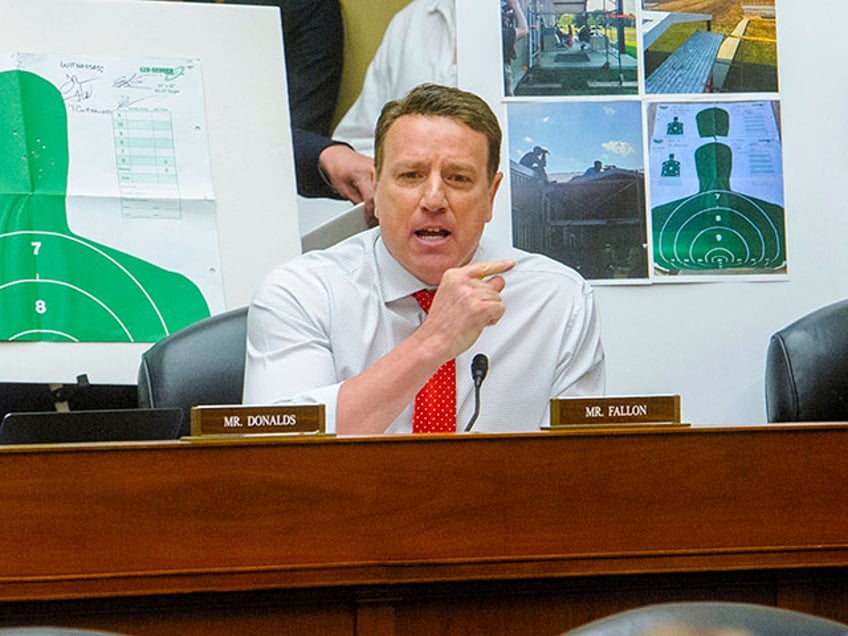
{"left": 468, "top": 259, "right": 515, "bottom": 280}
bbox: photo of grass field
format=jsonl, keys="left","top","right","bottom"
{"left": 642, "top": 0, "right": 777, "bottom": 94}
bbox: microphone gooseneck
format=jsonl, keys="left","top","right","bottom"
{"left": 464, "top": 354, "right": 489, "bottom": 432}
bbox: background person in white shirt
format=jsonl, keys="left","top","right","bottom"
{"left": 332, "top": 0, "right": 456, "bottom": 159}
{"left": 244, "top": 83, "right": 605, "bottom": 435}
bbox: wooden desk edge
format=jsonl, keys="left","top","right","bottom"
{"left": 2, "top": 544, "right": 848, "bottom": 603}
{"left": 1, "top": 422, "right": 846, "bottom": 455}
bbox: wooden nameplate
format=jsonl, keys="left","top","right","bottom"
{"left": 189, "top": 404, "right": 326, "bottom": 438}
{"left": 547, "top": 395, "right": 687, "bottom": 430}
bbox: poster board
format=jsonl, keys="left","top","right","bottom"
{"left": 0, "top": 0, "right": 299, "bottom": 384}
{"left": 457, "top": 0, "right": 848, "bottom": 426}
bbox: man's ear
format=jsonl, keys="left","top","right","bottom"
{"left": 370, "top": 166, "right": 379, "bottom": 219}
{"left": 487, "top": 171, "right": 504, "bottom": 219}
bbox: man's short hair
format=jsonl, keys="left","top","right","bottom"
{"left": 374, "top": 83, "right": 502, "bottom": 184}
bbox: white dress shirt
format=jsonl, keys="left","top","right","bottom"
{"left": 243, "top": 228, "right": 606, "bottom": 434}
{"left": 332, "top": 0, "right": 457, "bottom": 157}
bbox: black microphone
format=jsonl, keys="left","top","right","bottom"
{"left": 464, "top": 354, "right": 489, "bottom": 432}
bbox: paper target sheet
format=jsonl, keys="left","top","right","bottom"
{"left": 0, "top": 52, "right": 223, "bottom": 343}
{"left": 648, "top": 100, "right": 786, "bottom": 278}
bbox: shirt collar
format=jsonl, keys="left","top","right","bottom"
{"left": 425, "top": 0, "right": 454, "bottom": 16}
{"left": 375, "top": 233, "right": 427, "bottom": 303}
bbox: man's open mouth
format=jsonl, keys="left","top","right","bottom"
{"left": 415, "top": 228, "right": 450, "bottom": 241}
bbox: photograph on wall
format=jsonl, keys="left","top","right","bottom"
{"left": 0, "top": 52, "right": 223, "bottom": 343}
{"left": 502, "top": 0, "right": 639, "bottom": 97}
{"left": 648, "top": 99, "right": 786, "bottom": 278}
{"left": 642, "top": 0, "right": 778, "bottom": 95}
{"left": 508, "top": 99, "right": 648, "bottom": 281}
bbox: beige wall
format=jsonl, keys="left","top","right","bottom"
{"left": 334, "top": 0, "right": 412, "bottom": 125}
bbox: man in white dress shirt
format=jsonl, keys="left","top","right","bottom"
{"left": 244, "top": 83, "right": 605, "bottom": 435}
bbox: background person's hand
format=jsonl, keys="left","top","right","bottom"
{"left": 318, "top": 144, "right": 377, "bottom": 224}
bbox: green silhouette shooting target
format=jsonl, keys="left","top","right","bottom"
{"left": 1, "top": 60, "right": 220, "bottom": 342}
{"left": 649, "top": 101, "right": 786, "bottom": 276}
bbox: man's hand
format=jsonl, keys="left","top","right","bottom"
{"left": 318, "top": 144, "right": 377, "bottom": 224}
{"left": 419, "top": 259, "right": 516, "bottom": 361}
{"left": 335, "top": 260, "right": 514, "bottom": 435}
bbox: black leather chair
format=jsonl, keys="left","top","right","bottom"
{"left": 765, "top": 298, "right": 848, "bottom": 423}
{"left": 137, "top": 306, "right": 248, "bottom": 436}
{"left": 561, "top": 601, "right": 848, "bottom": 636}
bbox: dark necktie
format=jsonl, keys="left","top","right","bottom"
{"left": 412, "top": 289, "right": 456, "bottom": 433}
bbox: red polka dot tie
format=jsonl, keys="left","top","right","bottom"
{"left": 412, "top": 289, "right": 456, "bottom": 433}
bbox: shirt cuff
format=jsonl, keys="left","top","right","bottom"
{"left": 285, "top": 383, "right": 341, "bottom": 435}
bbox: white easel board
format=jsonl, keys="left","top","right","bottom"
{"left": 0, "top": 0, "right": 300, "bottom": 384}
